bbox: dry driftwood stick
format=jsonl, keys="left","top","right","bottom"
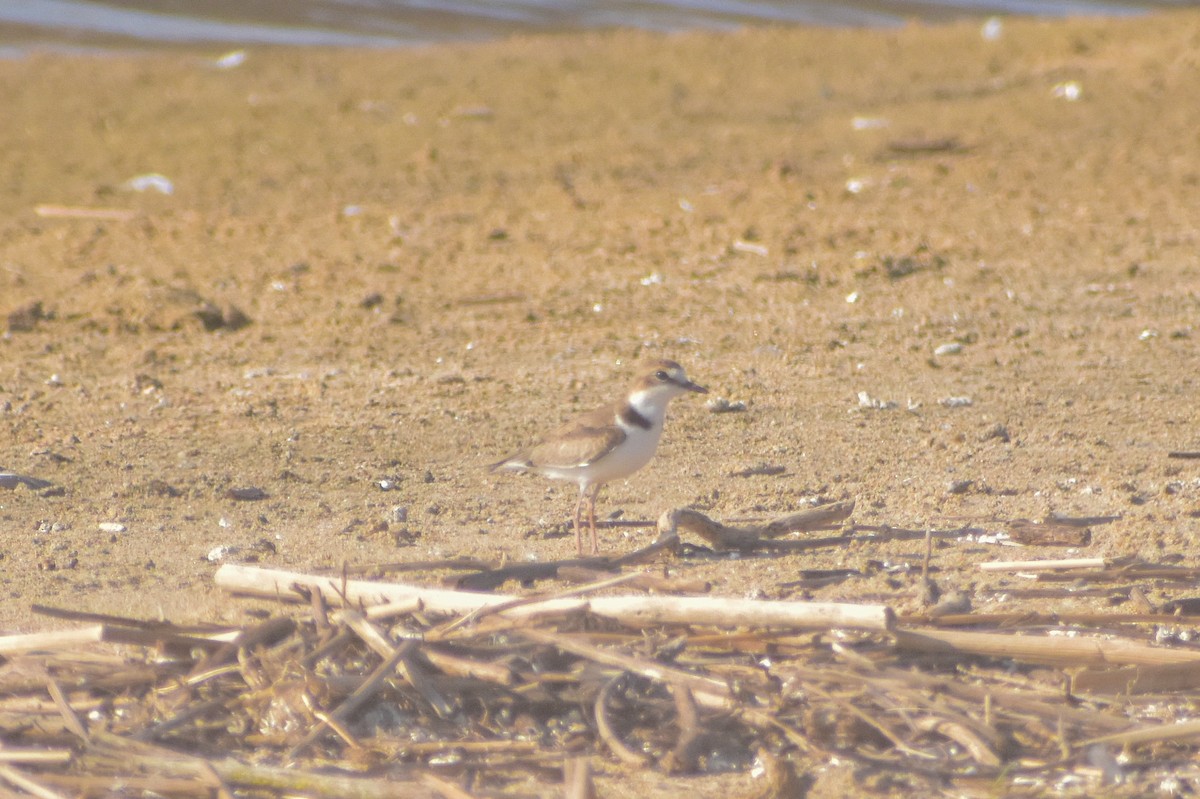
{"left": 30, "top": 605, "right": 238, "bottom": 636}
{"left": 363, "top": 598, "right": 424, "bottom": 621}
{"left": 33, "top": 204, "right": 138, "bottom": 221}
{"left": 1072, "top": 659, "right": 1200, "bottom": 695}
{"left": 913, "top": 717, "right": 1001, "bottom": 767}
{"left": 557, "top": 565, "right": 710, "bottom": 594}
{"left": 895, "top": 628, "right": 1200, "bottom": 667}
{"left": 287, "top": 641, "right": 415, "bottom": 759}
{"left": 437, "top": 571, "right": 649, "bottom": 636}
{"left": 0, "top": 763, "right": 66, "bottom": 799}
{"left": 35, "top": 774, "right": 206, "bottom": 795}
{"left": 657, "top": 502, "right": 854, "bottom": 551}
{"left": 0, "top": 472, "right": 53, "bottom": 491}
{"left": 0, "top": 750, "right": 71, "bottom": 766}
{"left": 1084, "top": 718, "right": 1200, "bottom": 748}
{"left": 421, "top": 646, "right": 515, "bottom": 687}
{"left": 852, "top": 663, "right": 1131, "bottom": 733}
{"left": 421, "top": 773, "right": 479, "bottom": 799}
{"left": 186, "top": 616, "right": 295, "bottom": 680}
{"left": 88, "top": 731, "right": 440, "bottom": 799}
{"left": 563, "top": 757, "right": 596, "bottom": 799}
{"left": 0, "top": 626, "right": 106, "bottom": 655}
{"left": 44, "top": 674, "right": 88, "bottom": 744}
{"left": 663, "top": 685, "right": 702, "bottom": 774}
{"left": 337, "top": 612, "right": 453, "bottom": 720}
{"left": 0, "top": 625, "right": 234, "bottom": 655}
{"left": 1006, "top": 519, "right": 1091, "bottom": 547}
{"left": 452, "top": 533, "right": 681, "bottom": 591}
{"left": 978, "top": 557, "right": 1108, "bottom": 573}
{"left": 134, "top": 698, "right": 229, "bottom": 743}
{"left": 518, "top": 628, "right": 734, "bottom": 709}
{"left": 215, "top": 564, "right": 894, "bottom": 631}
{"left": 902, "top": 611, "right": 1183, "bottom": 627}
{"left": 594, "top": 676, "right": 651, "bottom": 767}
{"left": 1033, "top": 564, "right": 1200, "bottom": 583}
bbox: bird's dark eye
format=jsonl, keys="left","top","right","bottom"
{"left": 654, "top": 370, "right": 669, "bottom": 381}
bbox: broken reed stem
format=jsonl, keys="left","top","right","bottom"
{"left": 86, "top": 733, "right": 440, "bottom": 799}
{"left": 978, "top": 558, "right": 1108, "bottom": 572}
{"left": 1085, "top": 718, "right": 1200, "bottom": 748}
{"left": 0, "top": 764, "right": 65, "bottom": 799}
{"left": 895, "top": 627, "right": 1200, "bottom": 667}
{"left": 517, "top": 628, "right": 734, "bottom": 709}
{"left": 594, "top": 676, "right": 652, "bottom": 767}
{"left": 0, "top": 751, "right": 72, "bottom": 766}
{"left": 0, "top": 625, "right": 233, "bottom": 656}
{"left": 287, "top": 642, "right": 415, "bottom": 759}
{"left": 657, "top": 502, "right": 855, "bottom": 550}
{"left": 214, "top": 564, "right": 894, "bottom": 632}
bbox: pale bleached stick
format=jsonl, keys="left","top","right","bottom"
{"left": 978, "top": 558, "right": 1108, "bottom": 573}
{"left": 214, "top": 564, "right": 894, "bottom": 631}
{"left": 0, "top": 764, "right": 66, "bottom": 799}
{"left": 1072, "top": 659, "right": 1200, "bottom": 695}
{"left": 0, "top": 627, "right": 106, "bottom": 655}
{"left": 33, "top": 204, "right": 138, "bottom": 221}
{"left": 86, "top": 731, "right": 440, "bottom": 799}
{"left": 0, "top": 750, "right": 72, "bottom": 765}
{"left": 895, "top": 628, "right": 1200, "bottom": 667}
{"left": 0, "top": 624, "right": 241, "bottom": 656}
{"left": 1085, "top": 718, "right": 1200, "bottom": 748}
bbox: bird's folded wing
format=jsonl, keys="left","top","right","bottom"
{"left": 527, "top": 423, "right": 625, "bottom": 469}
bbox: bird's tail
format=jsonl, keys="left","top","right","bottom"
{"left": 489, "top": 453, "right": 531, "bottom": 472}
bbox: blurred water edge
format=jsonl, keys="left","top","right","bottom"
{"left": 0, "top": 0, "right": 1190, "bottom": 53}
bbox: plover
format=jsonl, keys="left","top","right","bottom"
{"left": 491, "top": 359, "right": 707, "bottom": 554}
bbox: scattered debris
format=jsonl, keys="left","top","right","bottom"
{"left": 933, "top": 342, "right": 963, "bottom": 356}
{"left": 212, "top": 50, "right": 247, "bottom": 69}
{"left": 706, "top": 397, "right": 747, "bottom": 413}
{"left": 6, "top": 301, "right": 49, "bottom": 332}
{"left": 856, "top": 391, "right": 898, "bottom": 410}
{"left": 225, "top": 486, "right": 268, "bottom": 502}
{"left": 1007, "top": 518, "right": 1095, "bottom": 547}
{"left": 194, "top": 302, "right": 251, "bottom": 332}
{"left": 982, "top": 423, "right": 1011, "bottom": 442}
{"left": 125, "top": 173, "right": 174, "bottom": 194}
{"left": 33, "top": 204, "right": 138, "bottom": 221}
{"left": 0, "top": 472, "right": 53, "bottom": 491}
{"left": 729, "top": 463, "right": 787, "bottom": 478}
{"left": 205, "top": 544, "right": 238, "bottom": 562}
{"left": 6, "top": 541, "right": 1200, "bottom": 797}
{"left": 731, "top": 240, "right": 769, "bottom": 257}
{"left": 657, "top": 502, "right": 855, "bottom": 552}
{"left": 851, "top": 115, "right": 889, "bottom": 130}
{"left": 887, "top": 136, "right": 963, "bottom": 155}
{"left": 1052, "top": 81, "right": 1083, "bottom": 101}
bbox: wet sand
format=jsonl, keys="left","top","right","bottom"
{"left": 3, "top": 12, "right": 1200, "bottom": 794}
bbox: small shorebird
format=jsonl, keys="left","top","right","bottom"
{"left": 491, "top": 359, "right": 707, "bottom": 554}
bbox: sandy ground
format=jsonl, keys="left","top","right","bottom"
{"left": 3, "top": 12, "right": 1200, "bottom": 795}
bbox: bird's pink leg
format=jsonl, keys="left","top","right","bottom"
{"left": 573, "top": 487, "right": 587, "bottom": 555}
{"left": 587, "top": 484, "right": 601, "bottom": 555}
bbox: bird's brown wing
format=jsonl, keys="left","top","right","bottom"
{"left": 526, "top": 421, "right": 625, "bottom": 469}
{"left": 491, "top": 403, "right": 623, "bottom": 471}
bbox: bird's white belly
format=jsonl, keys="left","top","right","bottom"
{"left": 543, "top": 426, "right": 662, "bottom": 487}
